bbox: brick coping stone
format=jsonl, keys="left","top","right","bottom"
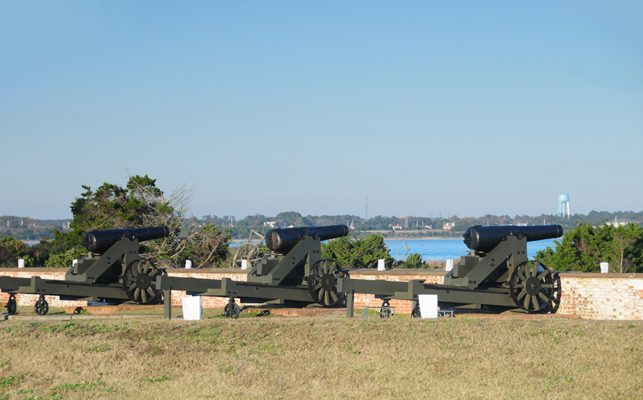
{"left": 1, "top": 268, "right": 641, "bottom": 279}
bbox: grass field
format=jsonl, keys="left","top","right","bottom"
{"left": 0, "top": 313, "right": 641, "bottom": 400}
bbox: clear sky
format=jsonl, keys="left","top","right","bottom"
{"left": 1, "top": 1, "right": 642, "bottom": 219}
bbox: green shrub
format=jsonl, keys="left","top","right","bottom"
{"left": 45, "top": 247, "right": 87, "bottom": 268}
{"left": 321, "top": 234, "right": 393, "bottom": 269}
{"left": 403, "top": 253, "right": 423, "bottom": 269}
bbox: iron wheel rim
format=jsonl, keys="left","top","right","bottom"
{"left": 308, "top": 259, "right": 348, "bottom": 307}
{"left": 123, "top": 259, "right": 165, "bottom": 305}
{"left": 34, "top": 298, "right": 49, "bottom": 315}
{"left": 6, "top": 296, "right": 17, "bottom": 315}
{"left": 510, "top": 261, "right": 557, "bottom": 313}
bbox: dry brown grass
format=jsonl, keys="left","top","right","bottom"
{"left": 0, "top": 315, "right": 641, "bottom": 400}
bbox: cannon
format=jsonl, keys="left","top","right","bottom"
{"left": 250, "top": 224, "right": 350, "bottom": 305}
{"left": 83, "top": 226, "right": 170, "bottom": 254}
{"left": 157, "top": 225, "right": 351, "bottom": 318}
{"left": 0, "top": 226, "right": 169, "bottom": 315}
{"left": 66, "top": 226, "right": 169, "bottom": 304}
{"left": 338, "top": 224, "right": 564, "bottom": 317}
{"left": 443, "top": 224, "right": 563, "bottom": 313}
{"left": 265, "top": 225, "right": 349, "bottom": 254}
{"left": 463, "top": 225, "right": 563, "bottom": 253}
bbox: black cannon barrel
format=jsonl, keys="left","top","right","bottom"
{"left": 83, "top": 226, "right": 170, "bottom": 254}
{"left": 463, "top": 225, "right": 563, "bottom": 253}
{"left": 265, "top": 225, "right": 349, "bottom": 254}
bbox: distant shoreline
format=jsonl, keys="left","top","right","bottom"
{"left": 229, "top": 236, "right": 463, "bottom": 244}
{"left": 383, "top": 236, "right": 461, "bottom": 241}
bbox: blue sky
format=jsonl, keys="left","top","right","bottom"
{"left": 1, "top": 1, "right": 642, "bottom": 219}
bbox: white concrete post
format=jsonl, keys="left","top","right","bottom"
{"left": 418, "top": 294, "right": 439, "bottom": 318}
{"left": 18, "top": 258, "right": 25, "bottom": 268}
{"left": 182, "top": 296, "right": 202, "bottom": 320}
{"left": 600, "top": 262, "right": 609, "bottom": 273}
{"left": 377, "top": 259, "right": 386, "bottom": 271}
{"left": 445, "top": 259, "right": 454, "bottom": 272}
{"left": 185, "top": 259, "right": 192, "bottom": 269}
{"left": 240, "top": 259, "right": 248, "bottom": 270}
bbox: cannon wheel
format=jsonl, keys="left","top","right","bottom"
{"left": 546, "top": 272, "right": 562, "bottom": 313}
{"left": 307, "top": 259, "right": 349, "bottom": 307}
{"left": 5, "top": 294, "right": 17, "bottom": 315}
{"left": 123, "top": 258, "right": 166, "bottom": 305}
{"left": 34, "top": 295, "right": 49, "bottom": 316}
{"left": 379, "top": 300, "right": 392, "bottom": 319}
{"left": 510, "top": 261, "right": 559, "bottom": 313}
{"left": 223, "top": 299, "right": 241, "bottom": 319}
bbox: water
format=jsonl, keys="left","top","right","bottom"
{"left": 230, "top": 238, "right": 558, "bottom": 261}
{"left": 384, "top": 238, "right": 558, "bottom": 261}
{"left": 25, "top": 236, "right": 557, "bottom": 260}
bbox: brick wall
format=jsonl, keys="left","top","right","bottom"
{"left": 556, "top": 273, "right": 643, "bottom": 320}
{"left": 1, "top": 268, "right": 641, "bottom": 320}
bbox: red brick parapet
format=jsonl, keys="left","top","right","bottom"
{"left": 0, "top": 268, "right": 641, "bottom": 320}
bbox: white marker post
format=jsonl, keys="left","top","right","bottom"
{"left": 18, "top": 258, "right": 25, "bottom": 268}
{"left": 445, "top": 259, "right": 454, "bottom": 272}
{"left": 181, "top": 296, "right": 202, "bottom": 320}
{"left": 240, "top": 259, "right": 248, "bottom": 270}
{"left": 600, "top": 262, "right": 609, "bottom": 273}
{"left": 185, "top": 260, "right": 192, "bottom": 269}
{"left": 377, "top": 259, "right": 386, "bottom": 271}
{"left": 418, "top": 294, "right": 439, "bottom": 318}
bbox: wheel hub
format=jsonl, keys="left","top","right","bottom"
{"left": 321, "top": 275, "right": 335, "bottom": 290}
{"left": 136, "top": 273, "right": 151, "bottom": 289}
{"left": 525, "top": 277, "right": 542, "bottom": 295}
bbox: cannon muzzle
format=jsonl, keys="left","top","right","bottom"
{"left": 83, "top": 226, "right": 170, "bottom": 254}
{"left": 265, "top": 225, "right": 349, "bottom": 254}
{"left": 463, "top": 225, "right": 563, "bottom": 253}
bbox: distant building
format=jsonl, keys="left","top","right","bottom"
{"left": 604, "top": 218, "right": 632, "bottom": 228}
{"left": 390, "top": 224, "right": 403, "bottom": 231}
{"left": 442, "top": 222, "right": 455, "bottom": 231}
{"left": 263, "top": 221, "right": 278, "bottom": 228}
